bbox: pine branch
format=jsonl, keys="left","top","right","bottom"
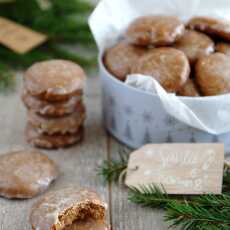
{"left": 98, "top": 148, "right": 129, "bottom": 183}
{"left": 166, "top": 200, "right": 230, "bottom": 229}
{"left": 0, "top": 44, "right": 96, "bottom": 69}
{"left": 128, "top": 185, "right": 183, "bottom": 209}
{"left": 51, "top": 0, "right": 94, "bottom": 14}
{"left": 0, "top": 63, "right": 15, "bottom": 92}
{"left": 46, "top": 44, "right": 97, "bottom": 67}
{"left": 128, "top": 185, "right": 230, "bottom": 229}
{"left": 223, "top": 166, "right": 230, "bottom": 192}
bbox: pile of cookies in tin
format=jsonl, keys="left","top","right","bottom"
{"left": 22, "top": 60, "right": 86, "bottom": 149}
{"left": 104, "top": 16, "right": 230, "bottom": 97}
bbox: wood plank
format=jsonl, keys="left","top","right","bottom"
{"left": 0, "top": 73, "right": 109, "bottom": 230}
{"left": 108, "top": 136, "right": 169, "bottom": 230}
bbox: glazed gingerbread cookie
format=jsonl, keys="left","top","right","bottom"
{"left": 216, "top": 42, "right": 230, "bottom": 56}
{"left": 24, "top": 60, "right": 86, "bottom": 101}
{"left": 104, "top": 41, "right": 146, "bottom": 81}
{"left": 30, "top": 187, "right": 108, "bottom": 230}
{"left": 64, "top": 219, "right": 107, "bottom": 230}
{"left": 188, "top": 17, "right": 230, "bottom": 41}
{"left": 174, "top": 30, "right": 214, "bottom": 64}
{"left": 195, "top": 53, "right": 230, "bottom": 96}
{"left": 177, "top": 79, "right": 200, "bottom": 97}
{"left": 0, "top": 150, "right": 59, "bottom": 199}
{"left": 26, "top": 124, "right": 84, "bottom": 149}
{"left": 126, "top": 15, "right": 185, "bottom": 46}
{"left": 22, "top": 90, "right": 82, "bottom": 117}
{"left": 28, "top": 103, "right": 85, "bottom": 135}
{"left": 131, "top": 47, "right": 190, "bottom": 92}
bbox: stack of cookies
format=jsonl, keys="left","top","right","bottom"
{"left": 22, "top": 59, "right": 86, "bottom": 149}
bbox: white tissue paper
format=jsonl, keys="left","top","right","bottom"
{"left": 89, "top": 0, "right": 230, "bottom": 135}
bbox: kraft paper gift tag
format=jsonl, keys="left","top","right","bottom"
{"left": 125, "top": 144, "right": 224, "bottom": 194}
{"left": 0, "top": 17, "right": 47, "bottom": 54}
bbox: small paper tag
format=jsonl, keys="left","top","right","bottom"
{"left": 125, "top": 144, "right": 224, "bottom": 195}
{"left": 0, "top": 17, "right": 47, "bottom": 54}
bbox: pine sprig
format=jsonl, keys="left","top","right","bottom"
{"left": 98, "top": 148, "right": 129, "bottom": 183}
{"left": 98, "top": 153, "right": 230, "bottom": 229}
{"left": 223, "top": 166, "right": 230, "bottom": 192}
{"left": 0, "top": 63, "right": 15, "bottom": 92}
{"left": 128, "top": 185, "right": 183, "bottom": 209}
{"left": 166, "top": 200, "right": 230, "bottom": 229}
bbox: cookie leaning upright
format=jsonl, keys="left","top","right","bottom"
{"left": 30, "top": 187, "right": 108, "bottom": 230}
{"left": 22, "top": 60, "right": 86, "bottom": 149}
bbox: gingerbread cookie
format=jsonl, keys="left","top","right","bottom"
{"left": 195, "top": 53, "right": 230, "bottom": 96}
{"left": 64, "top": 219, "right": 107, "bottom": 230}
{"left": 0, "top": 150, "right": 58, "bottom": 199}
{"left": 24, "top": 60, "right": 86, "bottom": 101}
{"left": 22, "top": 90, "right": 82, "bottom": 117}
{"left": 30, "top": 187, "right": 107, "bottom": 230}
{"left": 28, "top": 104, "right": 85, "bottom": 135}
{"left": 131, "top": 47, "right": 190, "bottom": 92}
{"left": 174, "top": 30, "right": 214, "bottom": 64}
{"left": 216, "top": 42, "right": 230, "bottom": 56}
{"left": 104, "top": 41, "right": 146, "bottom": 81}
{"left": 126, "top": 15, "right": 185, "bottom": 46}
{"left": 26, "top": 124, "right": 84, "bottom": 149}
{"left": 177, "top": 79, "right": 200, "bottom": 97}
{"left": 188, "top": 17, "right": 230, "bottom": 41}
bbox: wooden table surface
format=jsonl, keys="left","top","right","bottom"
{"left": 0, "top": 73, "right": 168, "bottom": 230}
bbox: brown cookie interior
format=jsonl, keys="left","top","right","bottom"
{"left": 56, "top": 201, "right": 106, "bottom": 230}
{"left": 64, "top": 218, "right": 107, "bottom": 230}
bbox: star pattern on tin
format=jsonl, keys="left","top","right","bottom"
{"left": 124, "top": 122, "right": 133, "bottom": 141}
{"left": 124, "top": 105, "right": 133, "bottom": 116}
{"left": 142, "top": 111, "right": 153, "bottom": 123}
{"left": 190, "top": 132, "right": 196, "bottom": 143}
{"left": 165, "top": 116, "right": 177, "bottom": 127}
{"left": 212, "top": 135, "right": 219, "bottom": 143}
{"left": 108, "top": 96, "right": 116, "bottom": 108}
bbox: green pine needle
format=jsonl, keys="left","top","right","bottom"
{"left": 98, "top": 148, "right": 129, "bottom": 183}
{"left": 128, "top": 184, "right": 182, "bottom": 209}
{"left": 0, "top": 63, "right": 15, "bottom": 92}
{"left": 166, "top": 200, "right": 230, "bottom": 229}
